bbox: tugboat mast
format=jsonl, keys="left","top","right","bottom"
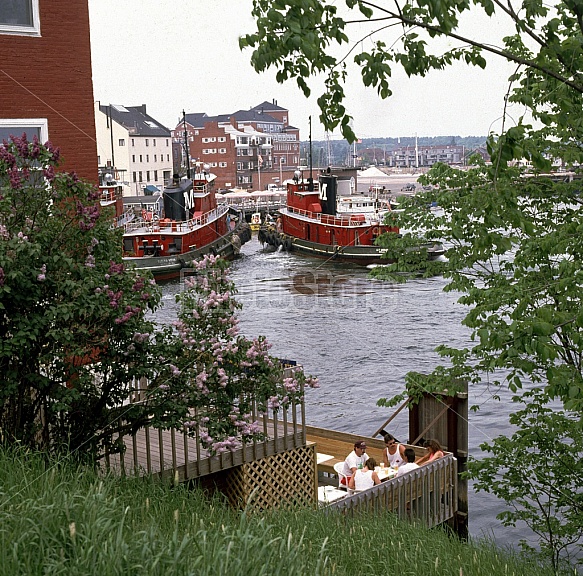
{"left": 182, "top": 110, "right": 191, "bottom": 179}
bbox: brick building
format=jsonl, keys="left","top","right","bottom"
{"left": 0, "top": 1, "right": 97, "bottom": 182}
{"left": 172, "top": 100, "right": 301, "bottom": 191}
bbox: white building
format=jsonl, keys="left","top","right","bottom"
{"left": 95, "top": 103, "right": 173, "bottom": 196}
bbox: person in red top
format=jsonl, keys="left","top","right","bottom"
{"left": 416, "top": 439, "right": 445, "bottom": 465}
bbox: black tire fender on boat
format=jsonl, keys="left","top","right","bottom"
{"left": 284, "top": 237, "right": 292, "bottom": 251}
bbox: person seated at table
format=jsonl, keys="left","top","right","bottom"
{"left": 396, "top": 448, "right": 420, "bottom": 477}
{"left": 382, "top": 433, "right": 405, "bottom": 468}
{"left": 340, "top": 440, "right": 368, "bottom": 486}
{"left": 416, "top": 439, "right": 445, "bottom": 465}
{"left": 349, "top": 458, "right": 381, "bottom": 491}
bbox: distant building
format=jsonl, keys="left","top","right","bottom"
{"left": 172, "top": 100, "right": 301, "bottom": 191}
{"left": 95, "top": 103, "right": 174, "bottom": 196}
{"left": 388, "top": 144, "right": 466, "bottom": 168}
{"left": 0, "top": 0, "right": 97, "bottom": 182}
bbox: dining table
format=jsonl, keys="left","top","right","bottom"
{"left": 317, "top": 485, "right": 348, "bottom": 505}
{"left": 376, "top": 466, "right": 397, "bottom": 481}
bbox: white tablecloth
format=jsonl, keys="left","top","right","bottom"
{"left": 317, "top": 486, "right": 347, "bottom": 504}
{"left": 316, "top": 452, "right": 335, "bottom": 465}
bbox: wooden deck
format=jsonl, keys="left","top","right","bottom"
{"left": 102, "top": 387, "right": 306, "bottom": 483}
{"left": 104, "top": 422, "right": 304, "bottom": 482}
{"left": 99, "top": 376, "right": 463, "bottom": 531}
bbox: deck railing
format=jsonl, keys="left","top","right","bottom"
{"left": 284, "top": 205, "right": 392, "bottom": 228}
{"left": 325, "top": 455, "right": 457, "bottom": 528}
{"left": 102, "top": 375, "right": 306, "bottom": 482}
{"left": 122, "top": 203, "right": 229, "bottom": 234}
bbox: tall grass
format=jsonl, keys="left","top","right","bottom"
{"left": 0, "top": 447, "right": 568, "bottom": 575}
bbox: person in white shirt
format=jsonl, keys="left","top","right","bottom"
{"left": 396, "top": 448, "right": 420, "bottom": 477}
{"left": 340, "top": 441, "right": 368, "bottom": 486}
{"left": 382, "top": 433, "right": 405, "bottom": 468}
{"left": 349, "top": 458, "right": 381, "bottom": 491}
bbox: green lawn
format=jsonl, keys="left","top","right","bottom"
{"left": 0, "top": 447, "right": 562, "bottom": 575}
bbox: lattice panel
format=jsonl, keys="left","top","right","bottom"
{"left": 222, "top": 445, "right": 316, "bottom": 511}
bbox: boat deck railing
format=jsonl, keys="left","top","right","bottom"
{"left": 123, "top": 203, "right": 229, "bottom": 235}
{"left": 284, "top": 205, "right": 386, "bottom": 227}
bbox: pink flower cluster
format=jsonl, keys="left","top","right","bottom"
{"left": 107, "top": 289, "right": 123, "bottom": 308}
{"left": 114, "top": 304, "right": 142, "bottom": 325}
{"left": 76, "top": 201, "right": 100, "bottom": 231}
{"left": 132, "top": 332, "right": 149, "bottom": 343}
{"left": 196, "top": 370, "right": 209, "bottom": 394}
{"left": 37, "top": 264, "right": 46, "bottom": 282}
{"left": 211, "top": 436, "right": 238, "bottom": 454}
{"left": 108, "top": 261, "right": 125, "bottom": 275}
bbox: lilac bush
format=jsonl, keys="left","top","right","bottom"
{"left": 150, "top": 255, "right": 318, "bottom": 454}
{"left": 0, "top": 135, "right": 162, "bottom": 458}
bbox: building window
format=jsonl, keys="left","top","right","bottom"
{"left": 146, "top": 171, "right": 150, "bottom": 181}
{"left": 167, "top": 154, "right": 170, "bottom": 161}
{"left": 154, "top": 170, "right": 158, "bottom": 181}
{"left": 154, "top": 154, "right": 157, "bottom": 162}
{"left": 146, "top": 154, "right": 149, "bottom": 162}
{"left": 166, "top": 139, "right": 170, "bottom": 145}
{"left": 132, "top": 139, "right": 135, "bottom": 146}
{"left": 132, "top": 172, "right": 136, "bottom": 182}
{"left": 219, "top": 148, "right": 226, "bottom": 154}
{"left": 218, "top": 136, "right": 226, "bottom": 142}
{"left": 0, "top": 117, "right": 47, "bottom": 143}
{"left": 0, "top": 0, "right": 40, "bottom": 36}
{"left": 145, "top": 139, "right": 149, "bottom": 147}
{"left": 138, "top": 171, "right": 142, "bottom": 182}
{"left": 118, "top": 139, "right": 125, "bottom": 146}
{"left": 219, "top": 162, "right": 227, "bottom": 168}
{"left": 153, "top": 139, "right": 156, "bottom": 146}
{"left": 139, "top": 155, "right": 143, "bottom": 162}
{"left": 132, "top": 155, "right": 136, "bottom": 162}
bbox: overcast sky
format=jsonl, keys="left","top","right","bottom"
{"left": 88, "top": 0, "right": 521, "bottom": 140}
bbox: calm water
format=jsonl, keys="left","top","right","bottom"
{"left": 156, "top": 236, "right": 532, "bottom": 548}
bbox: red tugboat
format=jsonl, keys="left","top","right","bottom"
{"left": 259, "top": 172, "right": 442, "bottom": 266}
{"left": 120, "top": 169, "right": 250, "bottom": 280}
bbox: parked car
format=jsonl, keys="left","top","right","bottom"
{"left": 401, "top": 183, "right": 416, "bottom": 192}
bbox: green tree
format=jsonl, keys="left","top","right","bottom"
{"left": 0, "top": 135, "right": 164, "bottom": 457}
{"left": 244, "top": 0, "right": 583, "bottom": 568}
{"left": 471, "top": 389, "right": 583, "bottom": 571}
{"left": 0, "top": 136, "right": 317, "bottom": 461}
{"left": 242, "top": 0, "right": 583, "bottom": 152}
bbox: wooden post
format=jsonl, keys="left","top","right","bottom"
{"left": 408, "top": 379, "right": 468, "bottom": 538}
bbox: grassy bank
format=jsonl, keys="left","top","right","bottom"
{"left": 0, "top": 447, "right": 562, "bottom": 575}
